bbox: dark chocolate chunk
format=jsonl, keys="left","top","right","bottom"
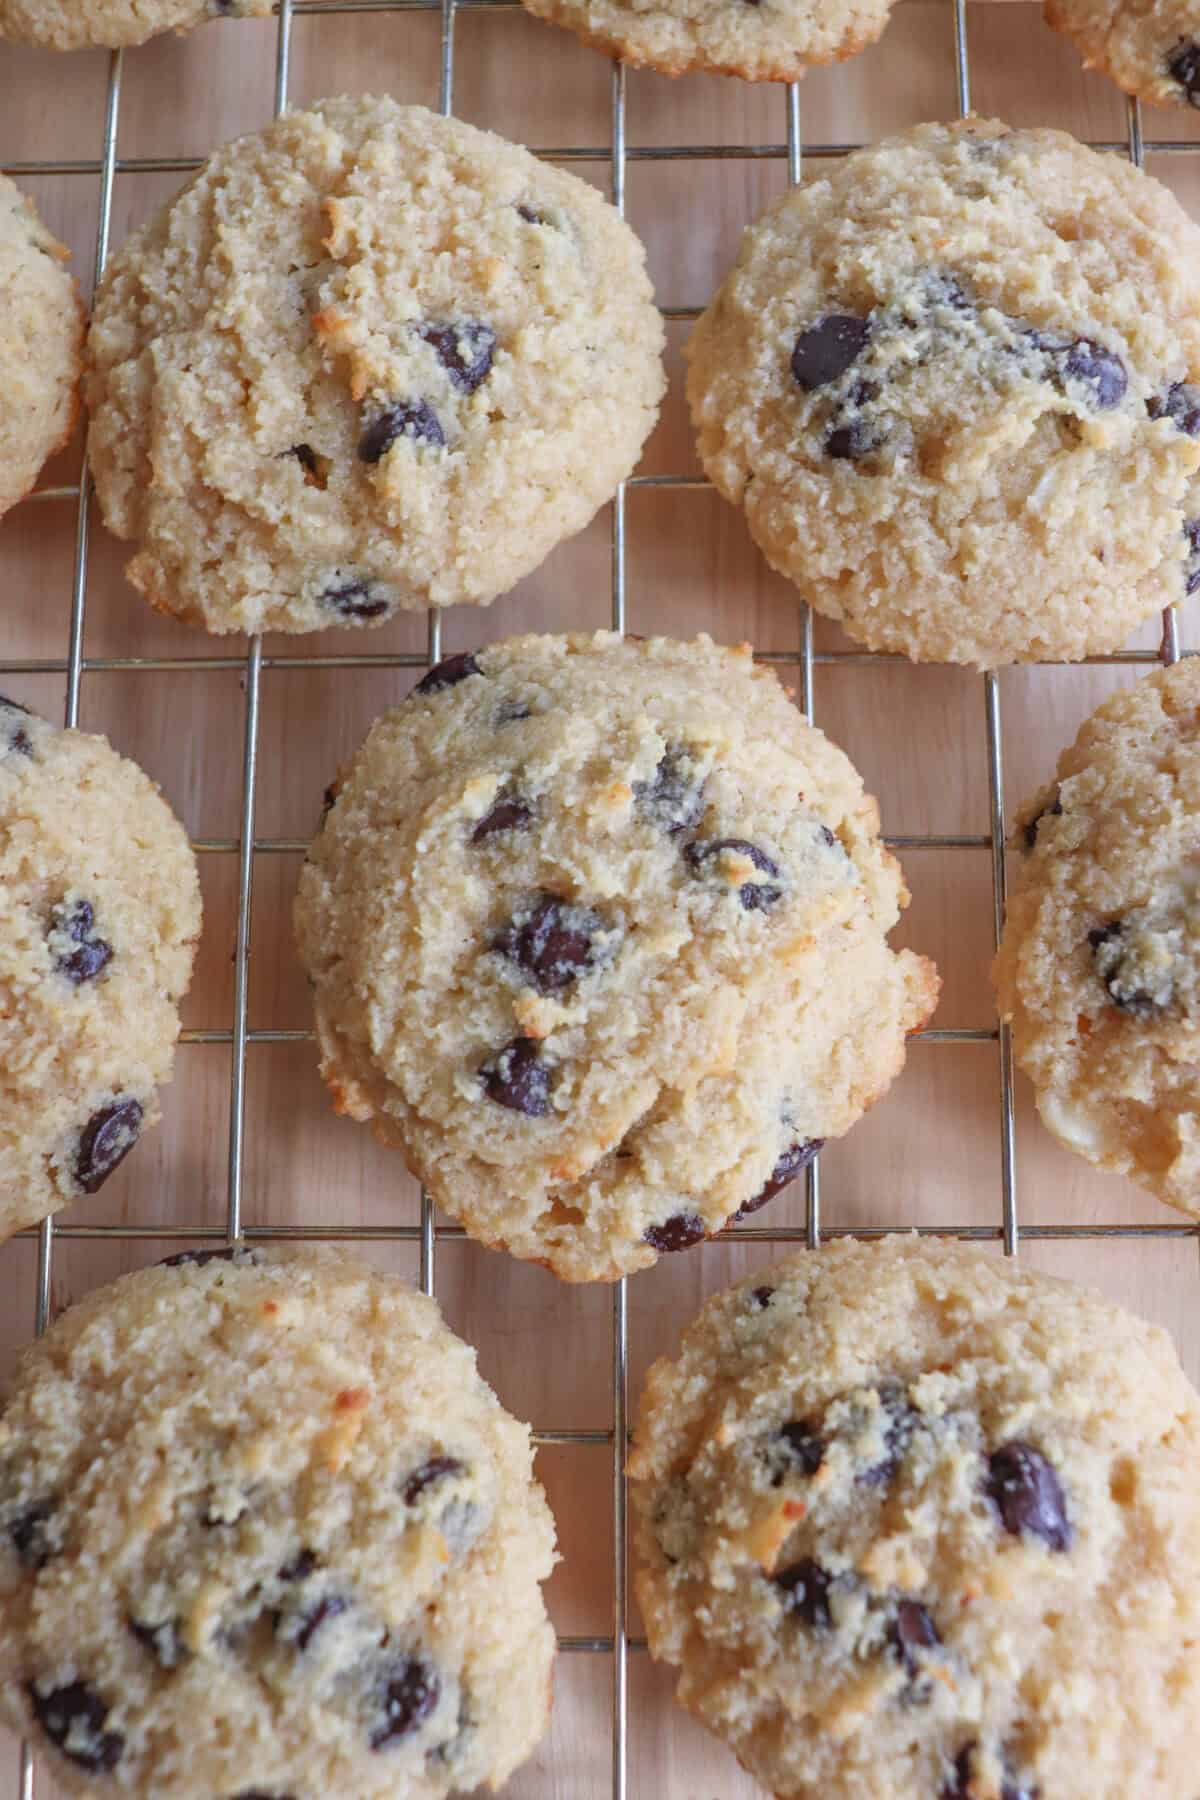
{"left": 288, "top": 1593, "right": 349, "bottom": 1653}
{"left": 480, "top": 1038, "right": 551, "bottom": 1117}
{"left": 1089, "top": 920, "right": 1166, "bottom": 1017}
{"left": 750, "top": 1285, "right": 775, "bottom": 1309}
{"left": 74, "top": 1098, "right": 143, "bottom": 1194}
{"left": 774, "top": 1559, "right": 833, "bottom": 1629}
{"left": 277, "top": 1549, "right": 318, "bottom": 1583}
{"left": 49, "top": 899, "right": 112, "bottom": 985}
{"left": 516, "top": 203, "right": 545, "bottom": 224}
{"left": 1147, "top": 381, "right": 1200, "bottom": 437}
{"left": 1022, "top": 791, "right": 1062, "bottom": 851}
{"left": 858, "top": 1383, "right": 913, "bottom": 1489}
{"left": 633, "top": 744, "right": 707, "bottom": 835}
{"left": 1, "top": 696, "right": 34, "bottom": 757}
{"left": 404, "top": 1456, "right": 465, "bottom": 1506}
{"left": 791, "top": 315, "right": 871, "bottom": 391}
{"left": 1168, "top": 38, "right": 1200, "bottom": 105}
{"left": 493, "top": 893, "right": 607, "bottom": 994}
{"left": 471, "top": 794, "right": 533, "bottom": 842}
{"left": 776, "top": 1421, "right": 825, "bottom": 1478}
{"left": 890, "top": 1599, "right": 940, "bottom": 1676}
{"left": 1184, "top": 517, "right": 1200, "bottom": 596}
{"left": 8, "top": 1499, "right": 57, "bottom": 1570}
{"left": 129, "top": 1617, "right": 188, "bottom": 1669}
{"left": 159, "top": 1245, "right": 242, "bottom": 1269}
{"left": 684, "top": 837, "right": 783, "bottom": 911}
{"left": 942, "top": 1744, "right": 1035, "bottom": 1800}
{"left": 27, "top": 1680, "right": 124, "bottom": 1772}
{"left": 359, "top": 399, "right": 444, "bottom": 462}
{"left": 418, "top": 320, "right": 497, "bottom": 393}
{"left": 1034, "top": 332, "right": 1127, "bottom": 409}
{"left": 370, "top": 1656, "right": 441, "bottom": 1750}
{"left": 415, "top": 653, "right": 481, "bottom": 695}
{"left": 643, "top": 1212, "right": 708, "bottom": 1254}
{"left": 731, "top": 1138, "right": 823, "bottom": 1222}
{"left": 986, "top": 1441, "right": 1071, "bottom": 1552}
{"left": 321, "top": 578, "right": 391, "bottom": 621}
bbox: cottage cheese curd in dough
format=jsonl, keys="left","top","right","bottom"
{"left": 294, "top": 633, "right": 938, "bottom": 1283}
{"left": 0, "top": 174, "right": 82, "bottom": 517}
{"left": 630, "top": 1236, "right": 1200, "bottom": 1799}
{"left": 0, "top": 697, "right": 200, "bottom": 1240}
{"left": 687, "top": 118, "right": 1200, "bottom": 667}
{"left": 994, "top": 658, "right": 1200, "bottom": 1215}
{"left": 0, "top": 1247, "right": 557, "bottom": 1798}
{"left": 1045, "top": 0, "right": 1200, "bottom": 110}
{"left": 0, "top": 0, "right": 270, "bottom": 49}
{"left": 86, "top": 97, "right": 665, "bottom": 636}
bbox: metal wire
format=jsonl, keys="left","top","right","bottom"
{"left": 6, "top": 2, "right": 1200, "bottom": 1793}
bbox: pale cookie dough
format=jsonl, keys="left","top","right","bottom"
{"left": 0, "top": 1246, "right": 557, "bottom": 1798}
{"left": 518, "top": 0, "right": 896, "bottom": 84}
{"left": 86, "top": 97, "right": 665, "bottom": 636}
{"left": 293, "top": 633, "right": 938, "bottom": 1283}
{"left": 1045, "top": 0, "right": 1200, "bottom": 110}
{"left": 0, "top": 696, "right": 200, "bottom": 1239}
{"left": 994, "top": 658, "right": 1200, "bottom": 1216}
{"left": 629, "top": 1235, "right": 1200, "bottom": 1799}
{"left": 0, "top": 174, "right": 83, "bottom": 517}
{"left": 687, "top": 118, "right": 1200, "bottom": 668}
{"left": 0, "top": 1, "right": 271, "bottom": 51}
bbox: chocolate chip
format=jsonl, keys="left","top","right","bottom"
{"left": 1023, "top": 791, "right": 1062, "bottom": 851}
{"left": 1148, "top": 382, "right": 1200, "bottom": 437}
{"left": 159, "top": 1245, "right": 243, "bottom": 1268}
{"left": 48, "top": 899, "right": 113, "bottom": 985}
{"left": 643, "top": 1212, "right": 707, "bottom": 1254}
{"left": 1168, "top": 38, "right": 1200, "bottom": 104}
{"left": 129, "top": 1617, "right": 187, "bottom": 1669}
{"left": 418, "top": 321, "right": 497, "bottom": 394}
{"left": 321, "top": 578, "right": 391, "bottom": 621}
{"left": 480, "top": 1038, "right": 551, "bottom": 1116}
{"left": 987, "top": 1441, "right": 1071, "bottom": 1551}
{"left": 471, "top": 794, "right": 533, "bottom": 842}
{"left": 750, "top": 1286, "right": 775, "bottom": 1309}
{"left": 776, "top": 1421, "right": 825, "bottom": 1477}
{"left": 890, "top": 1599, "right": 940, "bottom": 1676}
{"left": 731, "top": 1138, "right": 823, "bottom": 1222}
{"left": 359, "top": 399, "right": 444, "bottom": 462}
{"left": 1089, "top": 921, "right": 1166, "bottom": 1016}
{"left": 370, "top": 1656, "right": 441, "bottom": 1750}
{"left": 8, "top": 1499, "right": 57, "bottom": 1570}
{"left": 858, "top": 1383, "right": 913, "bottom": 1489}
{"left": 633, "top": 744, "right": 707, "bottom": 834}
{"left": 415, "top": 652, "right": 481, "bottom": 695}
{"left": 404, "top": 1456, "right": 465, "bottom": 1506}
{"left": 791, "top": 315, "right": 871, "bottom": 391}
{"left": 290, "top": 442, "right": 320, "bottom": 474}
{"left": 494, "top": 893, "right": 607, "bottom": 994}
{"left": 1184, "top": 518, "right": 1200, "bottom": 596}
{"left": 74, "top": 1098, "right": 143, "bottom": 1194}
{"left": 0, "top": 696, "right": 34, "bottom": 757}
{"left": 516, "top": 203, "right": 545, "bottom": 224}
{"left": 1034, "top": 333, "right": 1128, "bottom": 410}
{"left": 774, "top": 1559, "right": 832, "bottom": 1629}
{"left": 27, "top": 1680, "right": 123, "bottom": 1772}
{"left": 684, "top": 838, "right": 783, "bottom": 911}
{"left": 277, "top": 1549, "right": 318, "bottom": 1583}
{"left": 942, "top": 1745, "right": 1034, "bottom": 1800}
{"left": 286, "top": 1593, "right": 349, "bottom": 1653}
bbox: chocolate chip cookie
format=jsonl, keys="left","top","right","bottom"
{"left": 0, "top": 698, "right": 200, "bottom": 1239}
{"left": 0, "top": 1246, "right": 557, "bottom": 1798}
{"left": 86, "top": 97, "right": 665, "bottom": 636}
{"left": 0, "top": 174, "right": 82, "bottom": 518}
{"left": 1045, "top": 0, "right": 1200, "bottom": 110}
{"left": 994, "top": 657, "right": 1200, "bottom": 1216}
{"left": 293, "top": 633, "right": 938, "bottom": 1283}
{"left": 688, "top": 118, "right": 1200, "bottom": 668}
{"left": 0, "top": 0, "right": 270, "bottom": 50}
{"left": 518, "top": 0, "right": 896, "bottom": 83}
{"left": 629, "top": 1235, "right": 1200, "bottom": 1799}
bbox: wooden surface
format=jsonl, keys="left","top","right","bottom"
{"left": 3, "top": 3, "right": 1200, "bottom": 1793}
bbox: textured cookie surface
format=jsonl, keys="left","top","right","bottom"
{"left": 86, "top": 97, "right": 664, "bottom": 636}
{"left": 0, "top": 698, "right": 199, "bottom": 1239}
{"left": 1045, "top": 0, "right": 1200, "bottom": 109}
{"left": 994, "top": 658, "right": 1200, "bottom": 1215}
{"left": 687, "top": 118, "right": 1200, "bottom": 668}
{"left": 0, "top": 1246, "right": 557, "bottom": 1799}
{"left": 518, "top": 0, "right": 894, "bottom": 84}
{"left": 294, "top": 633, "right": 937, "bottom": 1282}
{"left": 0, "top": 0, "right": 270, "bottom": 50}
{"left": 0, "top": 174, "right": 82, "bottom": 517}
{"left": 629, "top": 1235, "right": 1200, "bottom": 1799}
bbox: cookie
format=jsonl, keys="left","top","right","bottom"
{"left": 0, "top": 697, "right": 200, "bottom": 1239}
{"left": 0, "top": 0, "right": 270, "bottom": 50}
{"left": 0, "top": 175, "right": 82, "bottom": 518}
{"left": 517, "top": 0, "right": 896, "bottom": 84}
{"left": 993, "top": 658, "right": 1200, "bottom": 1215}
{"left": 687, "top": 118, "right": 1200, "bottom": 668}
{"left": 0, "top": 1246, "right": 557, "bottom": 1798}
{"left": 629, "top": 1235, "right": 1200, "bottom": 1799}
{"left": 1044, "top": 0, "right": 1200, "bottom": 110}
{"left": 293, "top": 633, "right": 937, "bottom": 1283}
{"left": 86, "top": 97, "right": 665, "bottom": 637}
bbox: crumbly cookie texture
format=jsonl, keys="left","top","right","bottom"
{"left": 629, "top": 1235, "right": 1200, "bottom": 1800}
{"left": 993, "top": 658, "right": 1200, "bottom": 1215}
{"left": 86, "top": 97, "right": 665, "bottom": 637}
{"left": 293, "top": 633, "right": 938, "bottom": 1283}
{"left": 518, "top": 0, "right": 895, "bottom": 84}
{"left": 0, "top": 1247, "right": 557, "bottom": 1798}
{"left": 0, "top": 697, "right": 200, "bottom": 1239}
{"left": 0, "top": 0, "right": 270, "bottom": 50}
{"left": 687, "top": 117, "right": 1200, "bottom": 669}
{"left": 0, "top": 174, "right": 82, "bottom": 517}
{"left": 1045, "top": 0, "right": 1200, "bottom": 109}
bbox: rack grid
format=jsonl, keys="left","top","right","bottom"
{"left": 3, "top": 1, "right": 1198, "bottom": 1794}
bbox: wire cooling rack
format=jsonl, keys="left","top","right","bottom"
{"left": 3, "top": 1, "right": 1199, "bottom": 1793}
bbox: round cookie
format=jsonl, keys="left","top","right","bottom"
{"left": 0, "top": 1246, "right": 557, "bottom": 1798}
{"left": 86, "top": 97, "right": 665, "bottom": 637}
{"left": 517, "top": 0, "right": 896, "bottom": 84}
{"left": 687, "top": 118, "right": 1200, "bottom": 669}
{"left": 293, "top": 633, "right": 938, "bottom": 1283}
{"left": 0, "top": 174, "right": 82, "bottom": 518}
{"left": 629, "top": 1235, "right": 1200, "bottom": 1799}
{"left": 993, "top": 658, "right": 1200, "bottom": 1215}
{"left": 1044, "top": 0, "right": 1200, "bottom": 110}
{"left": 0, "top": 696, "right": 200, "bottom": 1239}
{"left": 0, "top": 0, "right": 271, "bottom": 50}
